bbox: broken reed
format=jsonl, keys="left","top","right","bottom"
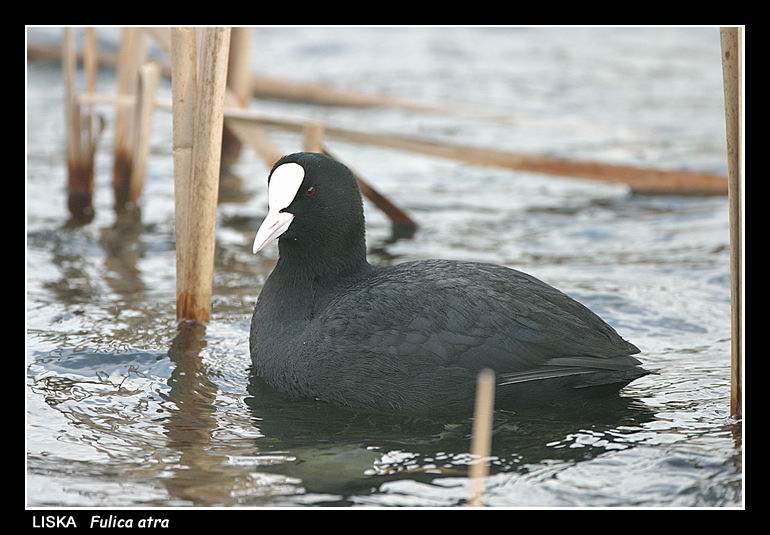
{"left": 63, "top": 28, "right": 103, "bottom": 224}
{"left": 46, "top": 41, "right": 728, "bottom": 196}
{"left": 112, "top": 28, "right": 148, "bottom": 214}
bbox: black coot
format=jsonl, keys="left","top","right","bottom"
{"left": 250, "top": 153, "right": 649, "bottom": 416}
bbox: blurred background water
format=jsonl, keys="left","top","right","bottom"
{"left": 26, "top": 26, "right": 741, "bottom": 507}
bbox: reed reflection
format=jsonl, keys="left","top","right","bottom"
{"left": 161, "top": 322, "right": 224, "bottom": 505}
{"left": 162, "top": 323, "right": 300, "bottom": 506}
{"left": 245, "top": 370, "right": 656, "bottom": 499}
{"left": 99, "top": 220, "right": 147, "bottom": 303}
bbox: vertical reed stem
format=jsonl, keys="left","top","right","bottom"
{"left": 171, "top": 28, "right": 197, "bottom": 321}
{"left": 62, "top": 28, "right": 79, "bottom": 171}
{"left": 113, "top": 28, "right": 148, "bottom": 213}
{"left": 84, "top": 28, "right": 97, "bottom": 93}
{"left": 720, "top": 27, "right": 743, "bottom": 419}
{"left": 468, "top": 368, "right": 495, "bottom": 507}
{"left": 303, "top": 121, "right": 325, "bottom": 152}
{"left": 83, "top": 28, "right": 97, "bottom": 147}
{"left": 171, "top": 27, "right": 231, "bottom": 324}
{"left": 127, "top": 62, "right": 161, "bottom": 211}
{"left": 221, "top": 27, "right": 253, "bottom": 169}
{"left": 62, "top": 28, "right": 94, "bottom": 223}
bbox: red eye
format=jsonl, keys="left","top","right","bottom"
{"left": 305, "top": 186, "right": 316, "bottom": 198}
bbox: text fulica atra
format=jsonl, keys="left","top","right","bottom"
{"left": 250, "top": 153, "right": 649, "bottom": 415}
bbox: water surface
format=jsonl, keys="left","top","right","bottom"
{"left": 26, "top": 27, "right": 741, "bottom": 507}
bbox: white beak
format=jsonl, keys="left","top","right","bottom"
{"left": 252, "top": 211, "right": 295, "bottom": 254}
{"left": 253, "top": 162, "right": 305, "bottom": 254}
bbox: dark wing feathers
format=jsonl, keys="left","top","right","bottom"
{"left": 317, "top": 260, "right": 643, "bottom": 384}
{"left": 547, "top": 355, "right": 643, "bottom": 371}
{"left": 498, "top": 367, "right": 597, "bottom": 385}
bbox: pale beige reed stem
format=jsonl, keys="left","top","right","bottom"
{"left": 468, "top": 368, "right": 495, "bottom": 507}
{"left": 84, "top": 28, "right": 97, "bottom": 93}
{"left": 76, "top": 90, "right": 729, "bottom": 196}
{"left": 113, "top": 28, "right": 148, "bottom": 212}
{"left": 303, "top": 122, "right": 325, "bottom": 152}
{"left": 33, "top": 41, "right": 462, "bottom": 114}
{"left": 170, "top": 28, "right": 197, "bottom": 322}
{"left": 62, "top": 28, "right": 98, "bottom": 223}
{"left": 221, "top": 27, "right": 253, "bottom": 168}
{"left": 142, "top": 27, "right": 281, "bottom": 171}
{"left": 720, "top": 27, "right": 743, "bottom": 419}
{"left": 83, "top": 28, "right": 97, "bottom": 145}
{"left": 62, "top": 28, "right": 80, "bottom": 175}
{"left": 227, "top": 28, "right": 252, "bottom": 105}
{"left": 226, "top": 113, "right": 728, "bottom": 196}
{"left": 171, "top": 27, "right": 232, "bottom": 324}
{"left": 127, "top": 62, "right": 161, "bottom": 209}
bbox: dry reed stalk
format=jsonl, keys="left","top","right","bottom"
{"left": 249, "top": 74, "right": 452, "bottom": 114}
{"left": 29, "top": 43, "right": 518, "bottom": 120}
{"left": 83, "top": 28, "right": 97, "bottom": 146}
{"left": 40, "top": 41, "right": 730, "bottom": 194}
{"left": 170, "top": 28, "right": 197, "bottom": 323}
{"left": 62, "top": 29, "right": 80, "bottom": 173}
{"left": 141, "top": 27, "right": 279, "bottom": 172}
{"left": 84, "top": 28, "right": 97, "bottom": 93}
{"left": 75, "top": 91, "right": 730, "bottom": 196}
{"left": 221, "top": 27, "right": 252, "bottom": 168}
{"left": 112, "top": 28, "right": 148, "bottom": 213}
{"left": 303, "top": 121, "right": 325, "bottom": 152}
{"left": 720, "top": 27, "right": 743, "bottom": 419}
{"left": 126, "top": 62, "right": 161, "bottom": 213}
{"left": 79, "top": 89, "right": 282, "bottom": 169}
{"left": 62, "top": 28, "right": 99, "bottom": 223}
{"left": 224, "top": 112, "right": 728, "bottom": 196}
{"left": 77, "top": 92, "right": 730, "bottom": 196}
{"left": 78, "top": 93, "right": 155, "bottom": 108}
{"left": 468, "top": 369, "right": 495, "bottom": 507}
{"left": 227, "top": 28, "right": 252, "bottom": 106}
{"left": 171, "top": 27, "right": 231, "bottom": 324}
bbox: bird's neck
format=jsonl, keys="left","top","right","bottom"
{"left": 274, "top": 231, "right": 370, "bottom": 284}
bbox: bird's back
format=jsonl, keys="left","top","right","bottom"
{"left": 271, "top": 259, "right": 648, "bottom": 414}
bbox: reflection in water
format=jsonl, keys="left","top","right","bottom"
{"left": 161, "top": 324, "right": 309, "bottom": 506}
{"left": 729, "top": 420, "right": 742, "bottom": 476}
{"left": 366, "top": 224, "right": 417, "bottom": 265}
{"left": 99, "top": 221, "right": 147, "bottom": 303}
{"left": 162, "top": 323, "right": 225, "bottom": 505}
{"left": 29, "top": 204, "right": 737, "bottom": 506}
{"left": 245, "top": 371, "right": 656, "bottom": 503}
{"left": 27, "top": 27, "right": 741, "bottom": 506}
{"left": 387, "top": 223, "right": 418, "bottom": 244}
{"left": 42, "top": 230, "right": 98, "bottom": 307}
